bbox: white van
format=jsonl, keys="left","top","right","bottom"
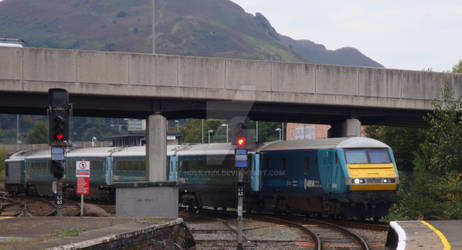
{"left": 0, "top": 38, "right": 24, "bottom": 47}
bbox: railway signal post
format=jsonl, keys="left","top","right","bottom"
{"left": 235, "top": 137, "right": 248, "bottom": 250}
{"left": 48, "top": 88, "right": 72, "bottom": 216}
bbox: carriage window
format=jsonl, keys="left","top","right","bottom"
{"left": 368, "top": 149, "right": 391, "bottom": 163}
{"left": 281, "top": 157, "right": 286, "bottom": 171}
{"left": 345, "top": 149, "right": 368, "bottom": 164}
{"left": 116, "top": 159, "right": 145, "bottom": 171}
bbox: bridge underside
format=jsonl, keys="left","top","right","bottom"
{"left": 0, "top": 91, "right": 428, "bottom": 127}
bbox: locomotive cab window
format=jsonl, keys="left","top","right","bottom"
{"left": 368, "top": 149, "right": 391, "bottom": 163}
{"left": 345, "top": 148, "right": 391, "bottom": 164}
{"left": 345, "top": 149, "right": 368, "bottom": 164}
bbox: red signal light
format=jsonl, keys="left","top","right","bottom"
{"left": 237, "top": 137, "right": 246, "bottom": 147}
{"left": 56, "top": 133, "right": 64, "bottom": 141}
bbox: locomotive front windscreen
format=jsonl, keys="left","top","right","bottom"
{"left": 345, "top": 148, "right": 391, "bottom": 164}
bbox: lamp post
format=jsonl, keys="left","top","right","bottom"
{"left": 221, "top": 123, "right": 229, "bottom": 143}
{"left": 208, "top": 129, "right": 214, "bottom": 144}
{"left": 275, "top": 128, "right": 282, "bottom": 141}
{"left": 255, "top": 121, "right": 258, "bottom": 144}
{"left": 175, "top": 120, "right": 179, "bottom": 132}
{"left": 201, "top": 119, "right": 204, "bottom": 144}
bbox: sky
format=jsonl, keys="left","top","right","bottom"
{"left": 230, "top": 0, "right": 462, "bottom": 72}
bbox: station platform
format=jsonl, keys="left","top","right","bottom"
{"left": 0, "top": 216, "right": 194, "bottom": 249}
{"left": 389, "top": 220, "right": 462, "bottom": 249}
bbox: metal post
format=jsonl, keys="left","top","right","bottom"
{"left": 201, "top": 119, "right": 204, "bottom": 144}
{"left": 81, "top": 194, "right": 84, "bottom": 216}
{"left": 255, "top": 121, "right": 258, "bottom": 144}
{"left": 16, "top": 114, "right": 19, "bottom": 144}
{"left": 237, "top": 168, "right": 244, "bottom": 250}
{"left": 56, "top": 179, "right": 63, "bottom": 216}
{"left": 208, "top": 130, "right": 213, "bottom": 144}
{"left": 282, "top": 123, "right": 285, "bottom": 141}
{"left": 152, "top": 0, "right": 155, "bottom": 54}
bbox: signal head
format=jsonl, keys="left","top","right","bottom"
{"left": 237, "top": 137, "right": 246, "bottom": 147}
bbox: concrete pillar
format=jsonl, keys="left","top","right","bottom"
{"left": 328, "top": 118, "right": 361, "bottom": 138}
{"left": 116, "top": 113, "right": 178, "bottom": 218}
{"left": 146, "top": 113, "right": 167, "bottom": 182}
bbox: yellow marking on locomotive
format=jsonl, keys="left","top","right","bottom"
{"left": 347, "top": 163, "right": 398, "bottom": 191}
{"left": 347, "top": 163, "right": 397, "bottom": 178}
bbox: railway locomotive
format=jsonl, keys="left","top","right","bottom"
{"left": 4, "top": 137, "right": 400, "bottom": 219}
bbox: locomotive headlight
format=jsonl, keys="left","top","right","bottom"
{"left": 383, "top": 178, "right": 388, "bottom": 183}
{"left": 354, "top": 178, "right": 361, "bottom": 184}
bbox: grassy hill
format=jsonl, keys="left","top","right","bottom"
{"left": 0, "top": 0, "right": 381, "bottom": 66}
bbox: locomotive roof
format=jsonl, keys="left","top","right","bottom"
{"left": 176, "top": 143, "right": 239, "bottom": 156}
{"left": 257, "top": 137, "right": 389, "bottom": 152}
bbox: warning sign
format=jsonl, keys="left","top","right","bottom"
{"left": 76, "top": 161, "right": 90, "bottom": 177}
{"left": 76, "top": 177, "right": 89, "bottom": 195}
{"left": 76, "top": 161, "right": 90, "bottom": 195}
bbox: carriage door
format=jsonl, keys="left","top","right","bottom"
{"left": 326, "top": 150, "right": 336, "bottom": 193}
{"left": 251, "top": 154, "right": 261, "bottom": 192}
{"left": 168, "top": 156, "right": 178, "bottom": 181}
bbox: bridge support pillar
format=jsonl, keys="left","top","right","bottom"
{"left": 328, "top": 118, "right": 361, "bottom": 138}
{"left": 115, "top": 113, "right": 178, "bottom": 219}
{"left": 147, "top": 113, "right": 167, "bottom": 182}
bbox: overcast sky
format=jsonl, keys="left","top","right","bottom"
{"left": 231, "top": 0, "right": 462, "bottom": 72}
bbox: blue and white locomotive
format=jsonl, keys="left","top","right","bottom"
{"left": 4, "top": 137, "right": 400, "bottom": 219}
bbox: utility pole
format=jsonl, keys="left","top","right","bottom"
{"left": 201, "top": 119, "right": 204, "bottom": 144}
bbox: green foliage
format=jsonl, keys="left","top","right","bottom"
{"left": 365, "top": 125, "right": 425, "bottom": 173}
{"left": 27, "top": 121, "right": 48, "bottom": 144}
{"left": 453, "top": 60, "right": 462, "bottom": 73}
{"left": 0, "top": 147, "right": 6, "bottom": 178}
{"left": 390, "top": 84, "right": 462, "bottom": 220}
{"left": 54, "top": 228, "right": 81, "bottom": 237}
{"left": 178, "top": 119, "right": 284, "bottom": 144}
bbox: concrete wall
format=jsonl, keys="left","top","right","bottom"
{"left": 1, "top": 47, "right": 462, "bottom": 111}
{"left": 116, "top": 183, "right": 178, "bottom": 219}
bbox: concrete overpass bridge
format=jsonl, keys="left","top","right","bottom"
{"left": 1, "top": 47, "right": 461, "bottom": 128}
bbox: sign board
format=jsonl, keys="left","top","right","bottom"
{"left": 51, "top": 147, "right": 65, "bottom": 160}
{"left": 76, "top": 177, "right": 90, "bottom": 195}
{"left": 235, "top": 148, "right": 248, "bottom": 168}
{"left": 76, "top": 161, "right": 90, "bottom": 195}
{"left": 76, "top": 161, "right": 90, "bottom": 177}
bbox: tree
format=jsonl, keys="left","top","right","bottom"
{"left": 453, "top": 60, "right": 462, "bottom": 73}
{"left": 398, "top": 85, "right": 462, "bottom": 220}
{"left": 27, "top": 121, "right": 48, "bottom": 144}
{"left": 365, "top": 125, "right": 425, "bottom": 173}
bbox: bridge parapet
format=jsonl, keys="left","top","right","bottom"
{"left": 0, "top": 47, "right": 461, "bottom": 123}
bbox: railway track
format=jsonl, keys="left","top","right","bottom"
{"left": 0, "top": 193, "right": 83, "bottom": 217}
{"left": 184, "top": 209, "right": 386, "bottom": 249}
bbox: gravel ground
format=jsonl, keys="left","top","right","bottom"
{"left": 347, "top": 227, "right": 388, "bottom": 250}
{"left": 186, "top": 216, "right": 315, "bottom": 249}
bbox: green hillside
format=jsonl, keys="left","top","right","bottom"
{"left": 0, "top": 0, "right": 381, "bottom": 66}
